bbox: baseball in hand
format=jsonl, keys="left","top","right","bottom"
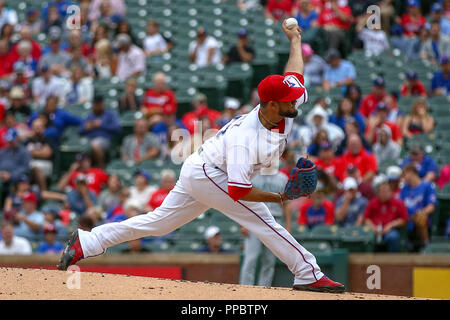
{"left": 285, "top": 18, "right": 298, "bottom": 29}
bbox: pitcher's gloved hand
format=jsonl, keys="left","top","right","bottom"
{"left": 284, "top": 157, "right": 318, "bottom": 200}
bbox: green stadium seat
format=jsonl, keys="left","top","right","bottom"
{"left": 421, "top": 242, "right": 450, "bottom": 254}
{"left": 309, "top": 225, "right": 340, "bottom": 246}
{"left": 106, "top": 242, "right": 130, "bottom": 254}
{"left": 143, "top": 241, "right": 171, "bottom": 253}
{"left": 291, "top": 225, "right": 311, "bottom": 242}
{"left": 301, "top": 241, "right": 333, "bottom": 253}
{"left": 172, "top": 240, "right": 203, "bottom": 252}
{"left": 337, "top": 226, "right": 375, "bottom": 253}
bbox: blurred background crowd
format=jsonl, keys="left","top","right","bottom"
{"left": 0, "top": 0, "right": 449, "bottom": 258}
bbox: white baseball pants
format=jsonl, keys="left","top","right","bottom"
{"left": 78, "top": 151, "right": 324, "bottom": 285}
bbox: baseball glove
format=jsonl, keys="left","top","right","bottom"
{"left": 283, "top": 157, "right": 318, "bottom": 200}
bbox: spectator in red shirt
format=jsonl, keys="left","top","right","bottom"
{"left": 265, "top": 0, "right": 295, "bottom": 22}
{"left": 317, "top": 0, "right": 353, "bottom": 52}
{"left": 314, "top": 142, "right": 345, "bottom": 182}
{"left": 147, "top": 169, "right": 176, "bottom": 211}
{"left": 360, "top": 76, "right": 392, "bottom": 118}
{"left": 363, "top": 180, "right": 408, "bottom": 252}
{"left": 11, "top": 26, "right": 42, "bottom": 62}
{"left": 339, "top": 134, "right": 378, "bottom": 183}
{"left": 0, "top": 38, "right": 13, "bottom": 78}
{"left": 297, "top": 182, "right": 335, "bottom": 228}
{"left": 181, "top": 93, "right": 221, "bottom": 135}
{"left": 400, "top": 71, "right": 427, "bottom": 97}
{"left": 365, "top": 102, "right": 403, "bottom": 146}
{"left": 400, "top": 0, "right": 426, "bottom": 38}
{"left": 57, "top": 153, "right": 108, "bottom": 195}
{"left": 438, "top": 164, "right": 450, "bottom": 188}
{"left": 142, "top": 72, "right": 177, "bottom": 119}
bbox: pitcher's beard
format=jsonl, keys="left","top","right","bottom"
{"left": 279, "top": 109, "right": 298, "bottom": 118}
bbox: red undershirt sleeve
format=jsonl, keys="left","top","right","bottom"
{"left": 228, "top": 185, "right": 253, "bottom": 202}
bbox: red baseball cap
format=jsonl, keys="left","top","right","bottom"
{"left": 44, "top": 224, "right": 57, "bottom": 233}
{"left": 257, "top": 75, "right": 305, "bottom": 103}
{"left": 22, "top": 192, "right": 38, "bottom": 204}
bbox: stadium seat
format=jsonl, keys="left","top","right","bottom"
{"left": 172, "top": 240, "right": 203, "bottom": 252}
{"left": 301, "top": 241, "right": 332, "bottom": 254}
{"left": 421, "top": 242, "right": 450, "bottom": 254}
{"left": 309, "top": 225, "right": 340, "bottom": 246}
{"left": 106, "top": 242, "right": 130, "bottom": 254}
{"left": 291, "top": 225, "right": 311, "bottom": 242}
{"left": 337, "top": 226, "right": 375, "bottom": 253}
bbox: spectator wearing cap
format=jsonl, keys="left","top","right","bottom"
{"left": 339, "top": 134, "right": 378, "bottom": 183}
{"left": 31, "top": 65, "right": 65, "bottom": 107}
{"left": 335, "top": 177, "right": 368, "bottom": 227}
{"left": 0, "top": 38, "right": 13, "bottom": 78}
{"left": 0, "top": 220, "right": 32, "bottom": 255}
{"left": 365, "top": 102, "right": 403, "bottom": 146}
{"left": 79, "top": 94, "right": 121, "bottom": 168}
{"left": 119, "top": 77, "right": 140, "bottom": 113}
{"left": 317, "top": 0, "right": 353, "bottom": 53}
{"left": 28, "top": 96, "right": 82, "bottom": 145}
{"left": 10, "top": 61, "right": 33, "bottom": 100}
{"left": 18, "top": 9, "right": 42, "bottom": 36}
{"left": 400, "top": 143, "right": 438, "bottom": 182}
{"left": 298, "top": 181, "right": 335, "bottom": 228}
{"left": 121, "top": 118, "right": 161, "bottom": 164}
{"left": 400, "top": 0, "right": 427, "bottom": 38}
{"left": 115, "top": 33, "right": 146, "bottom": 82}
{"left": 36, "top": 224, "right": 64, "bottom": 254}
{"left": 322, "top": 48, "right": 356, "bottom": 93}
{"left": 430, "top": 55, "right": 450, "bottom": 95}
{"left": 58, "top": 152, "right": 108, "bottom": 195}
{"left": 129, "top": 169, "right": 157, "bottom": 212}
{"left": 223, "top": 28, "right": 255, "bottom": 65}
{"left": 355, "top": 11, "right": 390, "bottom": 56}
{"left": 0, "top": 128, "right": 30, "bottom": 185}
{"left": 363, "top": 180, "right": 408, "bottom": 252}
{"left": 329, "top": 97, "right": 366, "bottom": 134}
{"left": 142, "top": 72, "right": 177, "bottom": 118}
{"left": 189, "top": 27, "right": 222, "bottom": 68}
{"left": 216, "top": 97, "right": 241, "bottom": 128}
{"left": 8, "top": 87, "right": 31, "bottom": 118}
{"left": 429, "top": 2, "right": 450, "bottom": 36}
{"left": 198, "top": 225, "right": 233, "bottom": 253}
{"left": 302, "top": 43, "right": 327, "bottom": 87}
{"left": 24, "top": 117, "right": 55, "bottom": 190}
{"left": 38, "top": 26, "right": 71, "bottom": 77}
{"left": 400, "top": 71, "right": 427, "bottom": 97}
{"left": 360, "top": 76, "right": 392, "bottom": 118}
{"left": 66, "top": 173, "right": 98, "bottom": 216}
{"left": 143, "top": 20, "right": 168, "bottom": 58}
{"left": 0, "top": 0, "right": 17, "bottom": 30}
{"left": 13, "top": 191, "right": 44, "bottom": 239}
{"left": 265, "top": 0, "right": 295, "bottom": 22}
{"left": 400, "top": 164, "right": 437, "bottom": 250}
{"left": 386, "top": 165, "right": 402, "bottom": 198}
{"left": 147, "top": 169, "right": 176, "bottom": 211}
{"left": 372, "top": 124, "right": 401, "bottom": 164}
{"left": 42, "top": 205, "right": 67, "bottom": 236}
{"left": 304, "top": 104, "right": 345, "bottom": 150}
{"left": 315, "top": 142, "right": 346, "bottom": 182}
{"left": 420, "top": 22, "right": 450, "bottom": 65}
{"left": 401, "top": 98, "right": 434, "bottom": 139}
{"left": 181, "top": 93, "right": 221, "bottom": 135}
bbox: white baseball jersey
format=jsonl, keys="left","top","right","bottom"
{"left": 77, "top": 71, "right": 324, "bottom": 286}
{"left": 201, "top": 72, "right": 307, "bottom": 191}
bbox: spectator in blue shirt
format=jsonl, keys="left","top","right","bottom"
{"left": 41, "top": 0, "right": 73, "bottom": 21}
{"left": 13, "top": 191, "right": 44, "bottom": 240}
{"left": 295, "top": 0, "right": 318, "bottom": 31}
{"left": 322, "top": 48, "right": 356, "bottom": 93}
{"left": 429, "top": 2, "right": 450, "bottom": 37}
{"left": 329, "top": 97, "right": 366, "bottom": 134}
{"left": 400, "top": 143, "right": 438, "bottom": 182}
{"left": 0, "top": 128, "right": 31, "bottom": 185}
{"left": 430, "top": 55, "right": 450, "bottom": 95}
{"left": 66, "top": 174, "right": 97, "bottom": 215}
{"left": 400, "top": 164, "right": 437, "bottom": 251}
{"left": 197, "top": 226, "right": 234, "bottom": 253}
{"left": 28, "top": 95, "right": 82, "bottom": 145}
{"left": 36, "top": 224, "right": 64, "bottom": 254}
{"left": 335, "top": 177, "right": 368, "bottom": 227}
{"left": 79, "top": 94, "right": 121, "bottom": 168}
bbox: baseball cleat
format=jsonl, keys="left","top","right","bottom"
{"left": 293, "top": 275, "right": 346, "bottom": 293}
{"left": 57, "top": 230, "right": 84, "bottom": 271}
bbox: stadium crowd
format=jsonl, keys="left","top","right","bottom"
{"left": 0, "top": 0, "right": 449, "bottom": 256}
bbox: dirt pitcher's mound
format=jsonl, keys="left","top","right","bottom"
{"left": 0, "top": 267, "right": 418, "bottom": 300}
